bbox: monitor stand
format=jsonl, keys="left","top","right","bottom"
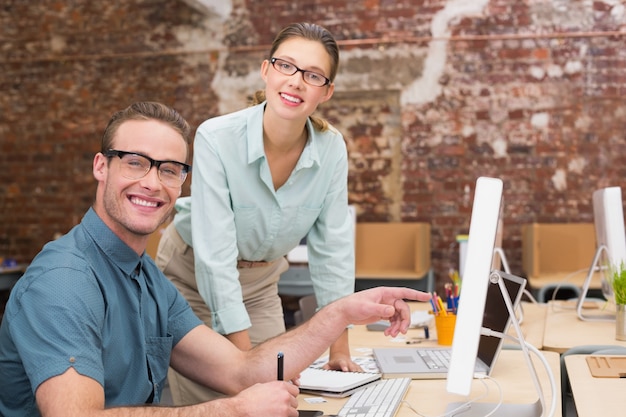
{"left": 493, "top": 247, "right": 525, "bottom": 324}
{"left": 577, "top": 244, "right": 615, "bottom": 321}
{"left": 445, "top": 270, "right": 556, "bottom": 417}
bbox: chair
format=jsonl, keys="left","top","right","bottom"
{"left": 537, "top": 282, "right": 581, "bottom": 303}
{"left": 521, "top": 223, "right": 597, "bottom": 300}
{"left": 293, "top": 294, "right": 318, "bottom": 326}
{"left": 354, "top": 222, "right": 434, "bottom": 293}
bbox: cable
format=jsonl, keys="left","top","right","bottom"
{"left": 549, "top": 267, "right": 595, "bottom": 303}
{"left": 548, "top": 261, "right": 613, "bottom": 304}
{"left": 491, "top": 271, "right": 557, "bottom": 417}
{"left": 404, "top": 271, "right": 557, "bottom": 417}
{"left": 470, "top": 376, "right": 503, "bottom": 417}
{"left": 481, "top": 329, "right": 557, "bottom": 417}
{"left": 523, "top": 289, "right": 539, "bottom": 304}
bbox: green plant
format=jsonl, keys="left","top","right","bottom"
{"left": 610, "top": 262, "right": 626, "bottom": 305}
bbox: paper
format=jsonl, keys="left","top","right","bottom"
{"left": 308, "top": 355, "right": 379, "bottom": 373}
{"left": 411, "top": 310, "right": 433, "bottom": 327}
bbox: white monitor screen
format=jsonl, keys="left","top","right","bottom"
{"left": 446, "top": 176, "right": 503, "bottom": 396}
{"left": 593, "top": 186, "right": 626, "bottom": 280}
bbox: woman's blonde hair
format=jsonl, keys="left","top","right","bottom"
{"left": 251, "top": 22, "right": 339, "bottom": 132}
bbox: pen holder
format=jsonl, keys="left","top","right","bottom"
{"left": 434, "top": 314, "right": 457, "bottom": 346}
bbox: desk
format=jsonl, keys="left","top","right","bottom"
{"left": 516, "top": 301, "right": 548, "bottom": 350}
{"left": 528, "top": 270, "right": 604, "bottom": 292}
{"left": 564, "top": 354, "right": 626, "bottom": 417}
{"left": 529, "top": 270, "right": 606, "bottom": 303}
{"left": 542, "top": 301, "right": 626, "bottom": 353}
{"left": 298, "top": 302, "right": 561, "bottom": 416}
{"left": 298, "top": 334, "right": 562, "bottom": 416}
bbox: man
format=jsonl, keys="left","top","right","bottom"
{"left": 0, "top": 102, "right": 431, "bottom": 417}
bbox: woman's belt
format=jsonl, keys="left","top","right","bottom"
{"left": 237, "top": 260, "right": 271, "bottom": 268}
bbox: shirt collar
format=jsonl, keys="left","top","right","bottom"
{"left": 246, "top": 103, "right": 321, "bottom": 169}
{"left": 297, "top": 118, "right": 319, "bottom": 170}
{"left": 82, "top": 207, "right": 143, "bottom": 276}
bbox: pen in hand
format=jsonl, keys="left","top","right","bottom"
{"left": 277, "top": 351, "right": 284, "bottom": 381}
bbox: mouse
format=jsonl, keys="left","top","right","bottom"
{"left": 366, "top": 320, "right": 390, "bottom": 331}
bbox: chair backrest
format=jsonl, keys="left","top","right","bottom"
{"left": 355, "top": 222, "right": 431, "bottom": 277}
{"left": 521, "top": 223, "right": 596, "bottom": 277}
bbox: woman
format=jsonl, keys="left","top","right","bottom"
{"left": 156, "top": 22, "right": 358, "bottom": 404}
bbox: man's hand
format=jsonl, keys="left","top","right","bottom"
{"left": 227, "top": 381, "right": 300, "bottom": 417}
{"left": 226, "top": 287, "right": 430, "bottom": 393}
{"left": 336, "top": 287, "right": 431, "bottom": 337}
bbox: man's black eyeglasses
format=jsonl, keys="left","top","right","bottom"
{"left": 270, "top": 58, "right": 331, "bottom": 87}
{"left": 104, "top": 150, "right": 191, "bottom": 187}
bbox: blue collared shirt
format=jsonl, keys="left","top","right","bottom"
{"left": 174, "top": 103, "right": 355, "bottom": 334}
{"left": 0, "top": 208, "right": 202, "bottom": 415}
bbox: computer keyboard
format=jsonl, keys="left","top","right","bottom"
{"left": 337, "top": 377, "right": 411, "bottom": 417}
{"left": 417, "top": 348, "right": 451, "bottom": 370}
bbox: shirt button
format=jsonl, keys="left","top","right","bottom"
{"left": 69, "top": 357, "right": 76, "bottom": 363}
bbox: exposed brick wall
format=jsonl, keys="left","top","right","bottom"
{"left": 2, "top": 0, "right": 626, "bottom": 293}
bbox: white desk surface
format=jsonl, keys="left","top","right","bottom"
{"left": 542, "top": 300, "right": 626, "bottom": 354}
{"left": 565, "top": 354, "right": 626, "bottom": 417}
{"left": 298, "top": 302, "right": 561, "bottom": 416}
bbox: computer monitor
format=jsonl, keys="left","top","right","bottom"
{"left": 446, "top": 176, "right": 503, "bottom": 396}
{"left": 446, "top": 179, "right": 555, "bottom": 417}
{"left": 578, "top": 186, "right": 626, "bottom": 320}
{"left": 594, "top": 186, "right": 626, "bottom": 297}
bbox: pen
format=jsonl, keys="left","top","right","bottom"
{"left": 277, "top": 351, "right": 284, "bottom": 381}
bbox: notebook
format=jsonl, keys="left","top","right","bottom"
{"left": 298, "top": 367, "right": 381, "bottom": 397}
{"left": 373, "top": 271, "right": 526, "bottom": 379}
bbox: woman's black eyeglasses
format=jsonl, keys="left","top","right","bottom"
{"left": 270, "top": 58, "right": 331, "bottom": 87}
